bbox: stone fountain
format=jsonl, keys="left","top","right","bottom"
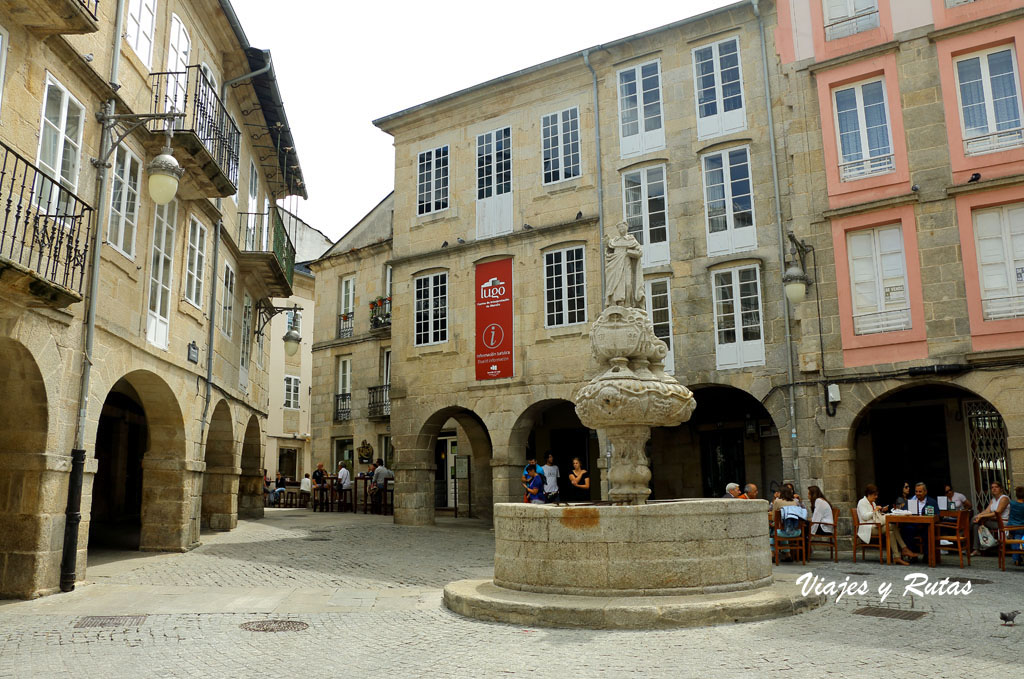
{"left": 443, "top": 222, "right": 823, "bottom": 629}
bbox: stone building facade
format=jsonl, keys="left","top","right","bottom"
{"left": 0, "top": 0, "right": 306, "bottom": 597}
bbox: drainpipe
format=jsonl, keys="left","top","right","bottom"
{"left": 583, "top": 49, "right": 606, "bottom": 303}
{"left": 197, "top": 52, "right": 274, "bottom": 449}
{"left": 61, "top": 0, "right": 129, "bottom": 593}
{"left": 751, "top": 0, "right": 800, "bottom": 485}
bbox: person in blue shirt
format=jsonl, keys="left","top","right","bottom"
{"left": 1009, "top": 485, "right": 1024, "bottom": 566}
{"left": 523, "top": 464, "right": 545, "bottom": 504}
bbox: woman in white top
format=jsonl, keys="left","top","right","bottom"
{"left": 857, "top": 483, "right": 915, "bottom": 565}
{"left": 807, "top": 486, "right": 834, "bottom": 535}
{"left": 972, "top": 481, "right": 1011, "bottom": 554}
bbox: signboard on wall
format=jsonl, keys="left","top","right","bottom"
{"left": 475, "top": 258, "right": 514, "bottom": 380}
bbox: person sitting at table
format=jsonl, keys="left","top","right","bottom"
{"left": 337, "top": 462, "right": 352, "bottom": 491}
{"left": 739, "top": 483, "right": 758, "bottom": 500}
{"left": 770, "top": 485, "right": 799, "bottom": 519}
{"left": 270, "top": 471, "right": 286, "bottom": 507}
{"left": 311, "top": 463, "right": 329, "bottom": 511}
{"left": 371, "top": 458, "right": 394, "bottom": 513}
{"left": 904, "top": 482, "right": 939, "bottom": 560}
{"left": 807, "top": 485, "right": 834, "bottom": 536}
{"left": 893, "top": 481, "right": 912, "bottom": 510}
{"left": 1007, "top": 486, "right": 1024, "bottom": 566}
{"left": 972, "top": 481, "right": 1011, "bottom": 555}
{"left": 783, "top": 482, "right": 803, "bottom": 507}
{"left": 263, "top": 469, "right": 272, "bottom": 505}
{"left": 943, "top": 483, "right": 972, "bottom": 511}
{"left": 857, "top": 483, "right": 916, "bottom": 566}
{"left": 523, "top": 464, "right": 545, "bottom": 504}
{"left": 299, "top": 473, "right": 312, "bottom": 507}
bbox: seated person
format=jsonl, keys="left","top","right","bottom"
{"left": 857, "top": 483, "right": 917, "bottom": 566}
{"left": 1008, "top": 486, "right": 1024, "bottom": 566}
{"left": 904, "top": 482, "right": 939, "bottom": 559}
{"left": 893, "top": 481, "right": 912, "bottom": 511}
{"left": 270, "top": 471, "right": 286, "bottom": 506}
{"left": 807, "top": 485, "right": 834, "bottom": 536}
{"left": 522, "top": 464, "right": 545, "bottom": 504}
{"left": 263, "top": 470, "right": 272, "bottom": 503}
{"left": 299, "top": 473, "right": 312, "bottom": 506}
{"left": 772, "top": 486, "right": 806, "bottom": 562}
{"left": 943, "top": 483, "right": 972, "bottom": 511}
{"left": 783, "top": 482, "right": 803, "bottom": 508}
{"left": 723, "top": 483, "right": 742, "bottom": 499}
{"left": 311, "top": 463, "right": 329, "bottom": 511}
{"left": 739, "top": 483, "right": 758, "bottom": 499}
{"left": 370, "top": 458, "right": 393, "bottom": 513}
{"left": 972, "top": 481, "right": 1011, "bottom": 555}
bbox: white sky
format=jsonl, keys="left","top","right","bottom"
{"left": 232, "top": 0, "right": 741, "bottom": 243}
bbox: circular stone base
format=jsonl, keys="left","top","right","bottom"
{"left": 443, "top": 576, "right": 824, "bottom": 630}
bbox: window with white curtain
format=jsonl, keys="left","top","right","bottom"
{"left": 617, "top": 60, "right": 665, "bottom": 157}
{"left": 184, "top": 217, "right": 206, "bottom": 308}
{"left": 955, "top": 46, "right": 1024, "bottom": 155}
{"left": 693, "top": 37, "right": 746, "bottom": 140}
{"left": 846, "top": 224, "right": 911, "bottom": 335}
{"left": 284, "top": 376, "right": 300, "bottom": 409}
{"left": 973, "top": 203, "right": 1024, "bottom": 320}
{"left": 108, "top": 145, "right": 142, "bottom": 258}
{"left": 124, "top": 0, "right": 156, "bottom": 68}
{"left": 702, "top": 146, "right": 755, "bottom": 256}
{"left": 645, "top": 278, "right": 674, "bottom": 374}
{"left": 414, "top": 272, "right": 447, "bottom": 346}
{"left": 622, "top": 165, "right": 669, "bottom": 266}
{"left": 834, "top": 78, "right": 894, "bottom": 180}
{"left": 337, "top": 357, "right": 351, "bottom": 395}
{"left": 823, "top": 0, "right": 879, "bottom": 41}
{"left": 417, "top": 145, "right": 449, "bottom": 215}
{"left": 544, "top": 246, "right": 587, "bottom": 327}
{"left": 542, "top": 107, "right": 581, "bottom": 184}
{"left": 712, "top": 266, "right": 764, "bottom": 369}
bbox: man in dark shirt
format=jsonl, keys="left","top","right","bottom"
{"left": 311, "top": 463, "right": 329, "bottom": 511}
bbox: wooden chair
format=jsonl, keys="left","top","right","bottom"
{"left": 384, "top": 481, "right": 395, "bottom": 516}
{"left": 995, "top": 513, "right": 1024, "bottom": 571}
{"left": 773, "top": 509, "right": 806, "bottom": 565}
{"left": 808, "top": 505, "right": 839, "bottom": 562}
{"left": 850, "top": 507, "right": 885, "bottom": 563}
{"left": 335, "top": 485, "right": 353, "bottom": 512}
{"left": 936, "top": 510, "right": 970, "bottom": 569}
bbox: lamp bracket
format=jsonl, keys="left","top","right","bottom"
{"left": 256, "top": 300, "right": 299, "bottom": 337}
{"left": 94, "top": 110, "right": 184, "bottom": 164}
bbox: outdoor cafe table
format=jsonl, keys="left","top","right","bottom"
{"left": 885, "top": 513, "right": 940, "bottom": 567}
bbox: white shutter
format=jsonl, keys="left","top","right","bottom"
{"left": 975, "top": 204, "right": 1024, "bottom": 320}
{"left": 645, "top": 279, "right": 674, "bottom": 374}
{"left": 847, "top": 225, "right": 911, "bottom": 334}
{"left": 847, "top": 230, "right": 879, "bottom": 318}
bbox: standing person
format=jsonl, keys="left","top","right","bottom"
{"left": 857, "top": 484, "right": 915, "bottom": 565}
{"left": 311, "top": 463, "right": 329, "bottom": 512}
{"left": 541, "top": 452, "right": 560, "bottom": 503}
{"left": 972, "top": 481, "right": 1011, "bottom": 555}
{"left": 522, "top": 464, "right": 545, "bottom": 504}
{"left": 567, "top": 457, "right": 590, "bottom": 502}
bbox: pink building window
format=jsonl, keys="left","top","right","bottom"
{"left": 832, "top": 204, "right": 927, "bottom": 367}
{"left": 932, "top": 0, "right": 1021, "bottom": 32}
{"left": 810, "top": 0, "right": 893, "bottom": 62}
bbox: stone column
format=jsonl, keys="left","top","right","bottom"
{"left": 140, "top": 458, "right": 194, "bottom": 552}
{"left": 237, "top": 471, "right": 264, "bottom": 520}
{"left": 201, "top": 466, "right": 240, "bottom": 530}
{"left": 393, "top": 433, "right": 434, "bottom": 526}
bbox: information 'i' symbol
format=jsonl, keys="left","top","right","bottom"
{"left": 482, "top": 323, "right": 504, "bottom": 349}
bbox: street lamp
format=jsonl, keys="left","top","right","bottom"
{"left": 782, "top": 232, "right": 813, "bottom": 306}
{"left": 283, "top": 327, "right": 301, "bottom": 357}
{"left": 147, "top": 143, "right": 183, "bottom": 205}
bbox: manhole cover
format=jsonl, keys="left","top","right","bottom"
{"left": 240, "top": 620, "right": 309, "bottom": 632}
{"left": 75, "top": 615, "right": 147, "bottom": 628}
{"left": 946, "top": 576, "right": 991, "bottom": 585}
{"left": 852, "top": 607, "right": 926, "bottom": 620}
{"left": 843, "top": 571, "right": 872, "bottom": 576}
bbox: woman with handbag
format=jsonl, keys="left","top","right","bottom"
{"left": 972, "top": 481, "right": 1011, "bottom": 555}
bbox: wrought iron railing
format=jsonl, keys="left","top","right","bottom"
{"left": 0, "top": 139, "right": 92, "bottom": 294}
{"left": 964, "top": 127, "right": 1024, "bottom": 156}
{"left": 368, "top": 384, "right": 391, "bottom": 418}
{"left": 839, "top": 153, "right": 895, "bottom": 181}
{"left": 334, "top": 393, "right": 351, "bottom": 422}
{"left": 825, "top": 8, "right": 879, "bottom": 40}
{"left": 852, "top": 307, "right": 911, "bottom": 336}
{"left": 78, "top": 0, "right": 99, "bottom": 20}
{"left": 236, "top": 208, "right": 295, "bottom": 287}
{"left": 149, "top": 65, "right": 240, "bottom": 188}
{"left": 337, "top": 312, "right": 354, "bottom": 339}
{"left": 370, "top": 298, "right": 392, "bottom": 329}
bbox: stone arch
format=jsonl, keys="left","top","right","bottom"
{"left": 507, "top": 399, "right": 596, "bottom": 502}
{"left": 90, "top": 370, "right": 189, "bottom": 553}
{"left": 0, "top": 338, "right": 50, "bottom": 597}
{"left": 396, "top": 406, "right": 492, "bottom": 525}
{"left": 200, "top": 399, "right": 237, "bottom": 531}
{"left": 237, "top": 414, "right": 264, "bottom": 519}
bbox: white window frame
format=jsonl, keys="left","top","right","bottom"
{"left": 35, "top": 74, "right": 85, "bottom": 207}
{"left": 846, "top": 224, "right": 911, "bottom": 335}
{"left": 973, "top": 203, "right": 1024, "bottom": 320}
{"left": 712, "top": 265, "right": 765, "bottom": 370}
{"left": 0, "top": 23, "right": 9, "bottom": 118}
{"left": 417, "top": 145, "right": 449, "bottom": 216}
{"left": 645, "top": 278, "right": 674, "bottom": 374}
{"left": 693, "top": 37, "right": 746, "bottom": 141}
{"left": 617, "top": 59, "right": 666, "bottom": 158}
{"left": 702, "top": 145, "right": 756, "bottom": 256}
{"left": 622, "top": 165, "right": 670, "bottom": 267}
{"left": 954, "top": 45, "right": 1024, "bottom": 156}
{"left": 542, "top": 107, "right": 581, "bottom": 184}
{"left": 544, "top": 246, "right": 587, "bottom": 328}
{"left": 476, "top": 127, "right": 513, "bottom": 239}
{"left": 221, "top": 262, "right": 235, "bottom": 339}
{"left": 107, "top": 144, "right": 142, "bottom": 258}
{"left": 382, "top": 348, "right": 392, "bottom": 384}
{"left": 340, "top": 276, "right": 355, "bottom": 314}
{"left": 824, "top": 0, "right": 880, "bottom": 41}
{"left": 239, "top": 293, "right": 252, "bottom": 391}
{"left": 832, "top": 77, "right": 895, "bottom": 181}
{"left": 414, "top": 271, "right": 448, "bottom": 346}
{"left": 284, "top": 375, "right": 300, "bottom": 410}
{"left": 124, "top": 0, "right": 157, "bottom": 68}
{"left": 146, "top": 199, "right": 176, "bottom": 349}
{"left": 255, "top": 324, "right": 265, "bottom": 368}
{"left": 184, "top": 217, "right": 206, "bottom": 308}
{"left": 337, "top": 357, "right": 351, "bottom": 395}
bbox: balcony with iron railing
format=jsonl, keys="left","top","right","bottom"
{"left": 7, "top": 0, "right": 98, "bottom": 34}
{"left": 0, "top": 139, "right": 93, "bottom": 308}
{"left": 337, "top": 312, "right": 354, "bottom": 339}
{"left": 334, "top": 393, "right": 352, "bottom": 422}
{"left": 148, "top": 66, "right": 240, "bottom": 198}
{"left": 369, "top": 297, "right": 392, "bottom": 331}
{"left": 368, "top": 384, "right": 391, "bottom": 419}
{"left": 236, "top": 207, "right": 295, "bottom": 299}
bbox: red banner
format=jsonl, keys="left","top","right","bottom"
{"left": 475, "top": 258, "right": 514, "bottom": 380}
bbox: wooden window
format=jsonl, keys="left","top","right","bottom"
{"left": 954, "top": 45, "right": 1024, "bottom": 155}
{"left": 623, "top": 165, "right": 670, "bottom": 266}
{"left": 618, "top": 60, "right": 665, "bottom": 157}
{"left": 417, "top": 145, "right": 449, "bottom": 215}
{"left": 973, "top": 203, "right": 1024, "bottom": 320}
{"left": 823, "top": 0, "right": 879, "bottom": 41}
{"left": 414, "top": 272, "right": 447, "bottom": 346}
{"left": 833, "top": 78, "right": 894, "bottom": 181}
{"left": 542, "top": 107, "right": 581, "bottom": 184}
{"left": 476, "top": 128, "right": 512, "bottom": 238}
{"left": 703, "top": 146, "right": 755, "bottom": 256}
{"left": 713, "top": 265, "right": 765, "bottom": 369}
{"left": 146, "top": 200, "right": 176, "bottom": 348}
{"left": 108, "top": 145, "right": 142, "bottom": 257}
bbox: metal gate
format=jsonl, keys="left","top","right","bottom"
{"left": 962, "top": 400, "right": 1010, "bottom": 510}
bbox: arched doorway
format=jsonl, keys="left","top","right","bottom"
{"left": 201, "top": 400, "right": 236, "bottom": 531}
{"left": 237, "top": 415, "right": 264, "bottom": 519}
{"left": 650, "top": 385, "right": 781, "bottom": 499}
{"left": 412, "top": 406, "right": 492, "bottom": 522}
{"left": 89, "top": 371, "right": 187, "bottom": 553}
{"left": 850, "top": 384, "right": 1009, "bottom": 510}
{"left": 508, "top": 399, "right": 597, "bottom": 502}
{"left": 0, "top": 339, "right": 50, "bottom": 597}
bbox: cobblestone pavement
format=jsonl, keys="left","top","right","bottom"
{"left": 1, "top": 509, "right": 1022, "bottom": 678}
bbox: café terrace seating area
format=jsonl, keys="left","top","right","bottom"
{"left": 267, "top": 474, "right": 394, "bottom": 515}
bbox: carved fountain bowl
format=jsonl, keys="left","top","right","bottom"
{"left": 574, "top": 378, "right": 696, "bottom": 430}
{"left": 591, "top": 306, "right": 651, "bottom": 365}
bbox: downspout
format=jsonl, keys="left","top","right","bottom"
{"left": 582, "top": 49, "right": 606, "bottom": 302}
{"left": 61, "top": 0, "right": 128, "bottom": 592}
{"left": 752, "top": 0, "right": 800, "bottom": 484}
{"left": 198, "top": 52, "right": 274, "bottom": 449}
